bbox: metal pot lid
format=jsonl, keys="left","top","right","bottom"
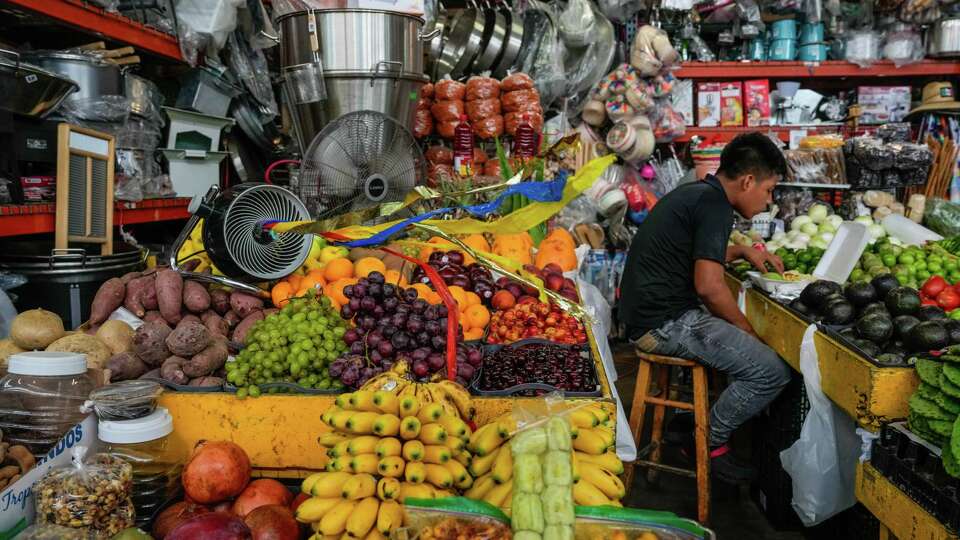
{"left": 319, "top": 70, "right": 431, "bottom": 82}
{"left": 232, "top": 97, "right": 277, "bottom": 152}
{"left": 276, "top": 7, "right": 425, "bottom": 23}
{"left": 0, "top": 56, "right": 79, "bottom": 87}
{"left": 22, "top": 50, "right": 116, "bottom": 67}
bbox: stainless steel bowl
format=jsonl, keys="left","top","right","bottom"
{"left": 929, "top": 18, "right": 960, "bottom": 57}
{"left": 0, "top": 50, "right": 78, "bottom": 118}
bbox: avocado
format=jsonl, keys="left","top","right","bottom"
{"left": 909, "top": 320, "right": 950, "bottom": 352}
{"left": 946, "top": 320, "right": 960, "bottom": 344}
{"left": 823, "top": 301, "right": 856, "bottom": 325}
{"left": 800, "top": 280, "right": 843, "bottom": 310}
{"left": 872, "top": 274, "right": 901, "bottom": 298}
{"left": 885, "top": 287, "right": 922, "bottom": 316}
{"left": 887, "top": 340, "right": 908, "bottom": 356}
{"left": 789, "top": 298, "right": 814, "bottom": 317}
{"left": 856, "top": 313, "right": 894, "bottom": 343}
{"left": 918, "top": 305, "right": 949, "bottom": 321}
{"left": 851, "top": 338, "right": 882, "bottom": 358}
{"left": 845, "top": 281, "right": 878, "bottom": 307}
{"left": 893, "top": 315, "right": 921, "bottom": 341}
{"left": 860, "top": 302, "right": 890, "bottom": 318}
{"left": 876, "top": 353, "right": 905, "bottom": 365}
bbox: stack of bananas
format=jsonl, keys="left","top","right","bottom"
{"left": 295, "top": 389, "right": 475, "bottom": 538}
{"left": 464, "top": 403, "right": 626, "bottom": 511}
{"left": 361, "top": 366, "right": 476, "bottom": 421}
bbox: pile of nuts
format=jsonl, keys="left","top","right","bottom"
{"left": 0, "top": 441, "right": 37, "bottom": 490}
{"left": 35, "top": 453, "right": 134, "bottom": 537}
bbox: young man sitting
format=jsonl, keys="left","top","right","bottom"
{"left": 619, "top": 133, "right": 793, "bottom": 483}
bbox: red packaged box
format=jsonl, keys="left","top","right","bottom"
{"left": 20, "top": 176, "right": 55, "bottom": 202}
{"left": 744, "top": 80, "right": 771, "bottom": 127}
{"left": 719, "top": 82, "right": 743, "bottom": 127}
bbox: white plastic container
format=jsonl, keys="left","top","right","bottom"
{"left": 746, "top": 271, "right": 809, "bottom": 296}
{"left": 163, "top": 107, "right": 234, "bottom": 153}
{"left": 881, "top": 213, "right": 943, "bottom": 246}
{"left": 162, "top": 149, "right": 228, "bottom": 199}
{"left": 813, "top": 221, "right": 870, "bottom": 283}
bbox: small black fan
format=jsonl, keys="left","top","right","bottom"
{"left": 297, "top": 110, "right": 427, "bottom": 219}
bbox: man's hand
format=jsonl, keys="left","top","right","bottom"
{"left": 742, "top": 246, "right": 784, "bottom": 274}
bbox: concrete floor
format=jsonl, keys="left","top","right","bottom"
{"left": 611, "top": 342, "right": 877, "bottom": 540}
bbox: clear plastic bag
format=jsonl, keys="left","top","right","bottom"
{"left": 575, "top": 506, "right": 712, "bottom": 539}
{"left": 60, "top": 96, "right": 132, "bottom": 124}
{"left": 35, "top": 447, "right": 135, "bottom": 538}
{"left": 924, "top": 198, "right": 960, "bottom": 237}
{"left": 175, "top": 0, "right": 244, "bottom": 66}
{"left": 431, "top": 100, "right": 466, "bottom": 122}
{"left": 558, "top": 0, "right": 596, "bottom": 47}
{"left": 225, "top": 31, "right": 278, "bottom": 117}
{"left": 436, "top": 79, "right": 467, "bottom": 100}
{"left": 844, "top": 30, "right": 883, "bottom": 67}
{"left": 84, "top": 380, "right": 163, "bottom": 421}
{"left": 883, "top": 25, "right": 923, "bottom": 66}
{"left": 501, "top": 72, "right": 535, "bottom": 92}
{"left": 466, "top": 98, "right": 502, "bottom": 121}
{"left": 877, "top": 122, "right": 912, "bottom": 143}
{"left": 16, "top": 524, "right": 98, "bottom": 540}
{"left": 521, "top": 2, "right": 567, "bottom": 108}
{"left": 466, "top": 77, "right": 501, "bottom": 101}
{"left": 400, "top": 497, "right": 512, "bottom": 539}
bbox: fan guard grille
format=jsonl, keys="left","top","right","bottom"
{"left": 224, "top": 185, "right": 312, "bottom": 280}
{"left": 297, "top": 110, "right": 427, "bottom": 219}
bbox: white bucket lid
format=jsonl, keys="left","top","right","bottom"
{"left": 8, "top": 351, "right": 87, "bottom": 376}
{"left": 99, "top": 407, "right": 174, "bottom": 444}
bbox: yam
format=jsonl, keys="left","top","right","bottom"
{"left": 141, "top": 267, "right": 158, "bottom": 277}
{"left": 210, "top": 289, "right": 230, "bottom": 315}
{"left": 263, "top": 308, "right": 278, "bottom": 317}
{"left": 119, "top": 272, "right": 141, "bottom": 284}
{"left": 229, "top": 292, "right": 264, "bottom": 318}
{"left": 178, "top": 314, "right": 202, "bottom": 327}
{"left": 107, "top": 351, "right": 148, "bottom": 381}
{"left": 160, "top": 356, "right": 189, "bottom": 385}
{"left": 183, "top": 280, "right": 211, "bottom": 314}
{"left": 156, "top": 269, "right": 184, "bottom": 324}
{"left": 90, "top": 278, "right": 125, "bottom": 324}
{"left": 223, "top": 311, "right": 241, "bottom": 328}
{"left": 140, "top": 368, "right": 161, "bottom": 380}
{"left": 95, "top": 320, "right": 134, "bottom": 355}
{"left": 232, "top": 311, "right": 264, "bottom": 345}
{"left": 165, "top": 321, "right": 210, "bottom": 357}
{"left": 201, "top": 311, "right": 229, "bottom": 337}
{"left": 141, "top": 277, "right": 158, "bottom": 311}
{"left": 0, "top": 339, "right": 25, "bottom": 367}
{"left": 132, "top": 322, "right": 173, "bottom": 366}
{"left": 45, "top": 333, "right": 111, "bottom": 369}
{"left": 10, "top": 309, "right": 65, "bottom": 350}
{"left": 142, "top": 311, "right": 169, "bottom": 327}
{"left": 183, "top": 338, "right": 228, "bottom": 378}
{"left": 189, "top": 376, "right": 224, "bottom": 387}
{"left": 123, "top": 276, "right": 149, "bottom": 316}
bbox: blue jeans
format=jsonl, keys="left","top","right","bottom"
{"left": 633, "top": 307, "right": 792, "bottom": 447}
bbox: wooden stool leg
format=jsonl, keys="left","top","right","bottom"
{"left": 624, "top": 359, "right": 653, "bottom": 490}
{"left": 646, "top": 365, "right": 671, "bottom": 484}
{"left": 692, "top": 366, "right": 711, "bottom": 525}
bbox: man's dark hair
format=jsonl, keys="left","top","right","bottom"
{"left": 716, "top": 132, "right": 787, "bottom": 181}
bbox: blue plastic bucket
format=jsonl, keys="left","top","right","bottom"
{"left": 798, "top": 42, "right": 827, "bottom": 61}
{"left": 771, "top": 19, "right": 798, "bottom": 40}
{"left": 799, "top": 22, "right": 824, "bottom": 43}
{"left": 768, "top": 38, "right": 797, "bottom": 60}
{"left": 749, "top": 38, "right": 767, "bottom": 61}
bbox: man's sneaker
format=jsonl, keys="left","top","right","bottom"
{"left": 710, "top": 444, "right": 758, "bottom": 484}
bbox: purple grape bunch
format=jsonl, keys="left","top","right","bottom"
{"left": 329, "top": 270, "right": 485, "bottom": 388}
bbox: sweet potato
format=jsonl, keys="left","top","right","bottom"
{"left": 156, "top": 269, "right": 183, "bottom": 325}
{"left": 180, "top": 258, "right": 201, "bottom": 272}
{"left": 210, "top": 289, "right": 231, "bottom": 315}
{"left": 96, "top": 320, "right": 134, "bottom": 355}
{"left": 140, "top": 368, "right": 160, "bottom": 380}
{"left": 201, "top": 311, "right": 229, "bottom": 337}
{"left": 107, "top": 351, "right": 148, "bottom": 381}
{"left": 123, "top": 276, "right": 152, "bottom": 317}
{"left": 178, "top": 314, "right": 202, "bottom": 327}
{"left": 142, "top": 311, "right": 169, "bottom": 327}
{"left": 232, "top": 311, "right": 264, "bottom": 345}
{"left": 119, "top": 272, "right": 141, "bottom": 284}
{"left": 141, "top": 267, "right": 157, "bottom": 277}
{"left": 141, "top": 277, "right": 158, "bottom": 311}
{"left": 165, "top": 321, "right": 210, "bottom": 357}
{"left": 263, "top": 308, "right": 278, "bottom": 317}
{"left": 230, "top": 292, "right": 264, "bottom": 318}
{"left": 189, "top": 376, "right": 225, "bottom": 387}
{"left": 183, "top": 338, "right": 228, "bottom": 378}
{"left": 90, "top": 278, "right": 126, "bottom": 324}
{"left": 183, "top": 280, "right": 211, "bottom": 314}
{"left": 132, "top": 322, "right": 173, "bottom": 366}
{"left": 223, "top": 311, "right": 241, "bottom": 328}
{"left": 160, "top": 356, "right": 189, "bottom": 385}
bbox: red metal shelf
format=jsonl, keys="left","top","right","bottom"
{"left": 675, "top": 59, "right": 960, "bottom": 79}
{"left": 2, "top": 0, "right": 182, "bottom": 61}
{"left": 0, "top": 197, "right": 191, "bottom": 237}
{"left": 675, "top": 124, "right": 845, "bottom": 143}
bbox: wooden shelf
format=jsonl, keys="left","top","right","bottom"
{"left": 1, "top": 0, "right": 182, "bottom": 61}
{"left": 675, "top": 59, "right": 960, "bottom": 79}
{"left": 0, "top": 197, "right": 191, "bottom": 236}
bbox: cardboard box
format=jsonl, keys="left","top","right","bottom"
{"left": 720, "top": 82, "right": 744, "bottom": 127}
{"left": 857, "top": 86, "right": 911, "bottom": 124}
{"left": 697, "top": 82, "right": 721, "bottom": 127}
{"left": 744, "top": 80, "right": 771, "bottom": 127}
{"left": 19, "top": 176, "right": 55, "bottom": 203}
{"left": 672, "top": 79, "right": 695, "bottom": 126}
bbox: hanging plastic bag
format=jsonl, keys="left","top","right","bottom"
{"left": 925, "top": 198, "right": 960, "bottom": 237}
{"left": 780, "top": 325, "right": 859, "bottom": 526}
{"left": 558, "top": 0, "right": 596, "bottom": 47}
{"left": 175, "top": 0, "right": 244, "bottom": 66}
{"left": 883, "top": 25, "right": 924, "bottom": 66}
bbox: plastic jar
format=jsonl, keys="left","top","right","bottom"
{"left": 99, "top": 407, "right": 183, "bottom": 526}
{"left": 0, "top": 352, "right": 93, "bottom": 459}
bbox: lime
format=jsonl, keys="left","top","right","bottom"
{"left": 236, "top": 387, "right": 249, "bottom": 399}
{"left": 929, "top": 262, "right": 944, "bottom": 274}
{"left": 249, "top": 385, "right": 262, "bottom": 398}
{"left": 895, "top": 272, "right": 910, "bottom": 284}
{"left": 798, "top": 251, "right": 813, "bottom": 263}
{"left": 948, "top": 260, "right": 959, "bottom": 272}
{"left": 850, "top": 268, "right": 866, "bottom": 282}
{"left": 917, "top": 270, "right": 932, "bottom": 281}
{"left": 882, "top": 254, "right": 897, "bottom": 267}
{"left": 951, "top": 309, "right": 960, "bottom": 321}
{"left": 899, "top": 253, "right": 916, "bottom": 265}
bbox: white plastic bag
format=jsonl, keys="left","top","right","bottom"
{"left": 780, "top": 325, "right": 859, "bottom": 526}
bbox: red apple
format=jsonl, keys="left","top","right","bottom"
{"left": 563, "top": 277, "right": 576, "bottom": 290}
{"left": 517, "top": 295, "right": 538, "bottom": 305}
{"left": 491, "top": 290, "right": 516, "bottom": 310}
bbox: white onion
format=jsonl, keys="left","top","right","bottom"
{"left": 808, "top": 204, "right": 829, "bottom": 223}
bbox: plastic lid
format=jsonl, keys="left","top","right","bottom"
{"left": 99, "top": 407, "right": 174, "bottom": 444}
{"left": 8, "top": 351, "right": 87, "bottom": 376}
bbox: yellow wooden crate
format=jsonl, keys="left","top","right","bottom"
{"left": 856, "top": 463, "right": 958, "bottom": 540}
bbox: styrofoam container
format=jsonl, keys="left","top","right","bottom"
{"left": 881, "top": 213, "right": 943, "bottom": 246}
{"left": 163, "top": 107, "right": 234, "bottom": 153}
{"left": 812, "top": 222, "right": 870, "bottom": 283}
{"left": 746, "top": 271, "right": 811, "bottom": 295}
{"left": 162, "top": 149, "right": 227, "bottom": 199}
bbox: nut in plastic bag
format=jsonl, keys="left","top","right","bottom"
{"left": 85, "top": 380, "right": 163, "bottom": 421}
{"left": 398, "top": 497, "right": 512, "bottom": 540}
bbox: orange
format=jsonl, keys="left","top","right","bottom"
{"left": 411, "top": 283, "right": 434, "bottom": 301}
{"left": 305, "top": 269, "right": 327, "bottom": 285}
{"left": 300, "top": 275, "right": 324, "bottom": 292}
{"left": 447, "top": 286, "right": 468, "bottom": 309}
{"left": 464, "top": 304, "right": 490, "bottom": 329}
{"left": 355, "top": 257, "right": 387, "bottom": 278}
{"left": 464, "top": 327, "right": 484, "bottom": 341}
{"left": 323, "top": 258, "right": 354, "bottom": 282}
{"left": 427, "top": 291, "right": 442, "bottom": 305}
{"left": 325, "top": 277, "right": 357, "bottom": 306}
{"left": 285, "top": 274, "right": 303, "bottom": 290}
{"left": 327, "top": 296, "right": 341, "bottom": 313}
{"left": 384, "top": 269, "right": 408, "bottom": 287}
{"left": 271, "top": 282, "right": 293, "bottom": 308}
{"left": 464, "top": 291, "right": 481, "bottom": 307}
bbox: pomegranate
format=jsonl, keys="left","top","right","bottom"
{"left": 213, "top": 500, "right": 236, "bottom": 514}
{"left": 243, "top": 505, "right": 300, "bottom": 540}
{"left": 183, "top": 440, "right": 252, "bottom": 504}
{"left": 232, "top": 479, "right": 293, "bottom": 518}
{"left": 167, "top": 512, "right": 251, "bottom": 540}
{"left": 153, "top": 502, "right": 211, "bottom": 540}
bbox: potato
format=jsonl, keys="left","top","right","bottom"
{"left": 119, "top": 271, "right": 141, "bottom": 284}
{"left": 183, "top": 280, "right": 211, "bottom": 314}
{"left": 201, "top": 311, "right": 229, "bottom": 337}
{"left": 123, "top": 276, "right": 152, "bottom": 317}
{"left": 90, "top": 278, "right": 125, "bottom": 324}
{"left": 132, "top": 322, "right": 173, "bottom": 366}
{"left": 210, "top": 289, "right": 231, "bottom": 315}
{"left": 223, "top": 310, "right": 241, "bottom": 328}
{"left": 229, "top": 292, "right": 264, "bottom": 318}
{"left": 0, "top": 339, "right": 25, "bottom": 367}
{"left": 232, "top": 311, "right": 264, "bottom": 344}
{"left": 45, "top": 333, "right": 112, "bottom": 369}
{"left": 142, "top": 311, "right": 169, "bottom": 328}
{"left": 160, "top": 356, "right": 188, "bottom": 385}
{"left": 184, "top": 338, "right": 228, "bottom": 378}
{"left": 95, "top": 320, "right": 134, "bottom": 355}
{"left": 11, "top": 309, "right": 65, "bottom": 350}
{"left": 178, "top": 314, "right": 202, "bottom": 327}
{"left": 106, "top": 351, "right": 148, "bottom": 381}
{"left": 165, "top": 321, "right": 210, "bottom": 357}
{"left": 189, "top": 376, "right": 224, "bottom": 387}
{"left": 156, "top": 269, "right": 184, "bottom": 324}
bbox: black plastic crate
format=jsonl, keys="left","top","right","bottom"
{"left": 871, "top": 422, "right": 960, "bottom": 532}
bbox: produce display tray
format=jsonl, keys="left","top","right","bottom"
{"left": 871, "top": 422, "right": 960, "bottom": 532}
{"left": 818, "top": 324, "right": 911, "bottom": 368}
{"left": 471, "top": 338, "right": 602, "bottom": 398}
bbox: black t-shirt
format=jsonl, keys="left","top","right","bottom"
{"left": 618, "top": 175, "right": 734, "bottom": 338}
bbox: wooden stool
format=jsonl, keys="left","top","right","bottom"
{"left": 626, "top": 351, "right": 711, "bottom": 524}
